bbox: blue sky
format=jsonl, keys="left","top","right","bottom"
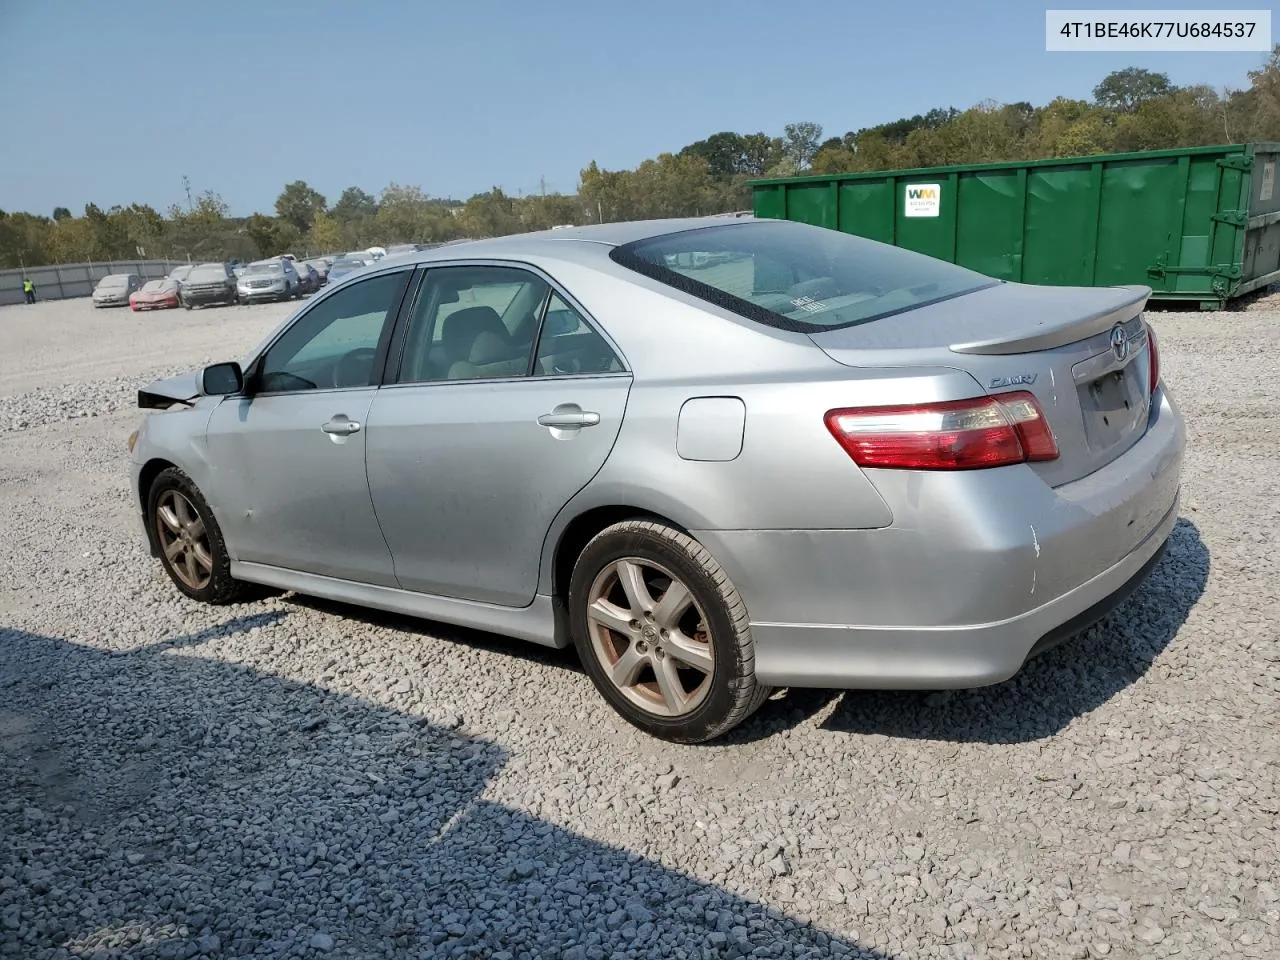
{"left": 0, "top": 0, "right": 1274, "bottom": 217}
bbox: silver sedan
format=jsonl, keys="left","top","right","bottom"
{"left": 127, "top": 217, "right": 1185, "bottom": 743}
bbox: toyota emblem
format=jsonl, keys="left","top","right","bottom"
{"left": 1110, "top": 325, "right": 1129, "bottom": 362}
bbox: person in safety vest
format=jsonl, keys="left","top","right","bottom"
{"left": 22, "top": 277, "right": 36, "bottom": 304}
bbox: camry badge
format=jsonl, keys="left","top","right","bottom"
{"left": 989, "top": 374, "right": 1037, "bottom": 388}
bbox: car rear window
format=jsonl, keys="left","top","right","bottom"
{"left": 609, "top": 219, "right": 997, "bottom": 333}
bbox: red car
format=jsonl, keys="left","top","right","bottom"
{"left": 130, "top": 279, "right": 181, "bottom": 312}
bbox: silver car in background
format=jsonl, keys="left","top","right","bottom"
{"left": 92, "top": 272, "right": 142, "bottom": 307}
{"left": 236, "top": 258, "right": 301, "bottom": 303}
{"left": 325, "top": 254, "right": 371, "bottom": 284}
{"left": 128, "top": 217, "right": 1184, "bottom": 743}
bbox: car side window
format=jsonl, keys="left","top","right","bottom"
{"left": 257, "top": 271, "right": 406, "bottom": 393}
{"left": 533, "top": 293, "right": 623, "bottom": 376}
{"left": 396, "top": 266, "right": 550, "bottom": 384}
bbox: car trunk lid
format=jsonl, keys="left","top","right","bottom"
{"left": 808, "top": 282, "right": 1155, "bottom": 487}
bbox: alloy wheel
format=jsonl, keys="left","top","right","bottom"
{"left": 585, "top": 557, "right": 715, "bottom": 717}
{"left": 155, "top": 489, "right": 213, "bottom": 590}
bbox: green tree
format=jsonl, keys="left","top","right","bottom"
{"left": 52, "top": 206, "right": 72, "bottom": 222}
{"left": 246, "top": 213, "right": 283, "bottom": 258}
{"left": 1093, "top": 67, "right": 1175, "bottom": 113}
{"left": 1239, "top": 44, "right": 1280, "bottom": 140}
{"left": 0, "top": 211, "right": 52, "bottom": 268}
{"left": 739, "top": 133, "right": 786, "bottom": 175}
{"left": 782, "top": 121, "right": 823, "bottom": 170}
{"left": 457, "top": 188, "right": 522, "bottom": 238}
{"left": 518, "top": 193, "right": 582, "bottom": 231}
{"left": 307, "top": 211, "right": 343, "bottom": 254}
{"left": 275, "top": 180, "right": 328, "bottom": 234}
{"left": 330, "top": 186, "right": 378, "bottom": 224}
{"left": 374, "top": 184, "right": 455, "bottom": 243}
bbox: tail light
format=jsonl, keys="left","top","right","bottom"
{"left": 825, "top": 391, "right": 1059, "bottom": 470}
{"left": 1145, "top": 320, "right": 1160, "bottom": 394}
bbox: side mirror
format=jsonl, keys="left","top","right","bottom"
{"left": 200, "top": 361, "right": 244, "bottom": 396}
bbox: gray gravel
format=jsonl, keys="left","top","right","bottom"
{"left": 1, "top": 297, "right": 1277, "bottom": 959}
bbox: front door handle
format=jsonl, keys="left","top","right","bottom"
{"left": 537, "top": 410, "right": 601, "bottom": 429}
{"left": 322, "top": 416, "right": 361, "bottom": 435}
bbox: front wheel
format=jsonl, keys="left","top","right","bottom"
{"left": 147, "top": 466, "right": 247, "bottom": 604}
{"left": 568, "top": 520, "right": 771, "bottom": 744}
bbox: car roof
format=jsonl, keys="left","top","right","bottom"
{"left": 396, "top": 215, "right": 760, "bottom": 267}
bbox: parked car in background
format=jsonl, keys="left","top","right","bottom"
{"left": 180, "top": 262, "right": 239, "bottom": 309}
{"left": 236, "top": 258, "right": 301, "bottom": 302}
{"left": 325, "top": 254, "right": 370, "bottom": 284}
{"left": 127, "top": 217, "right": 1183, "bottom": 743}
{"left": 129, "top": 278, "right": 181, "bottom": 311}
{"left": 385, "top": 243, "right": 421, "bottom": 257}
{"left": 365, "top": 246, "right": 387, "bottom": 261}
{"left": 303, "top": 258, "right": 330, "bottom": 285}
{"left": 294, "top": 261, "right": 321, "bottom": 296}
{"left": 92, "top": 273, "right": 142, "bottom": 307}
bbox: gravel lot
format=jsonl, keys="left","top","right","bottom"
{"left": 1, "top": 296, "right": 1277, "bottom": 960}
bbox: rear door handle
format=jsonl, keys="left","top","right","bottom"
{"left": 322, "top": 417, "right": 361, "bottom": 435}
{"left": 538, "top": 410, "right": 601, "bottom": 428}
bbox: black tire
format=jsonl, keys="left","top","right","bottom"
{"left": 568, "top": 520, "right": 771, "bottom": 744}
{"left": 146, "top": 466, "right": 247, "bottom": 605}
{"left": 183, "top": 302, "right": 192, "bottom": 310}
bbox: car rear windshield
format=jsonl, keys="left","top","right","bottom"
{"left": 141, "top": 280, "right": 172, "bottom": 293}
{"left": 609, "top": 220, "right": 998, "bottom": 333}
{"left": 99, "top": 275, "right": 128, "bottom": 287}
{"left": 245, "top": 263, "right": 281, "bottom": 275}
{"left": 189, "top": 265, "right": 227, "bottom": 281}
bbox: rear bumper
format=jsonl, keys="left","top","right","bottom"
{"left": 692, "top": 386, "right": 1186, "bottom": 689}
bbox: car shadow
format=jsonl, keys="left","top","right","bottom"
{"left": 0, "top": 624, "right": 887, "bottom": 959}
{"left": 814, "top": 517, "right": 1210, "bottom": 745}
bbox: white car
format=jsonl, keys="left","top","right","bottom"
{"left": 92, "top": 273, "right": 142, "bottom": 307}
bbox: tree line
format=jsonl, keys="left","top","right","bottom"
{"left": 4, "top": 51, "right": 1280, "bottom": 270}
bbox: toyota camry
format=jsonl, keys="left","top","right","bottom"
{"left": 127, "top": 217, "right": 1185, "bottom": 743}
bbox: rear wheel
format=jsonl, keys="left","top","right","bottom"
{"left": 147, "top": 467, "right": 246, "bottom": 604}
{"left": 568, "top": 520, "right": 771, "bottom": 743}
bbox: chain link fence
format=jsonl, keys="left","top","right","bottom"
{"left": 0, "top": 259, "right": 198, "bottom": 307}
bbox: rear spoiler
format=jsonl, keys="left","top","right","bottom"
{"left": 949, "top": 285, "right": 1151, "bottom": 356}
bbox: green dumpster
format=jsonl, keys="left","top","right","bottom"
{"left": 750, "top": 142, "right": 1280, "bottom": 309}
